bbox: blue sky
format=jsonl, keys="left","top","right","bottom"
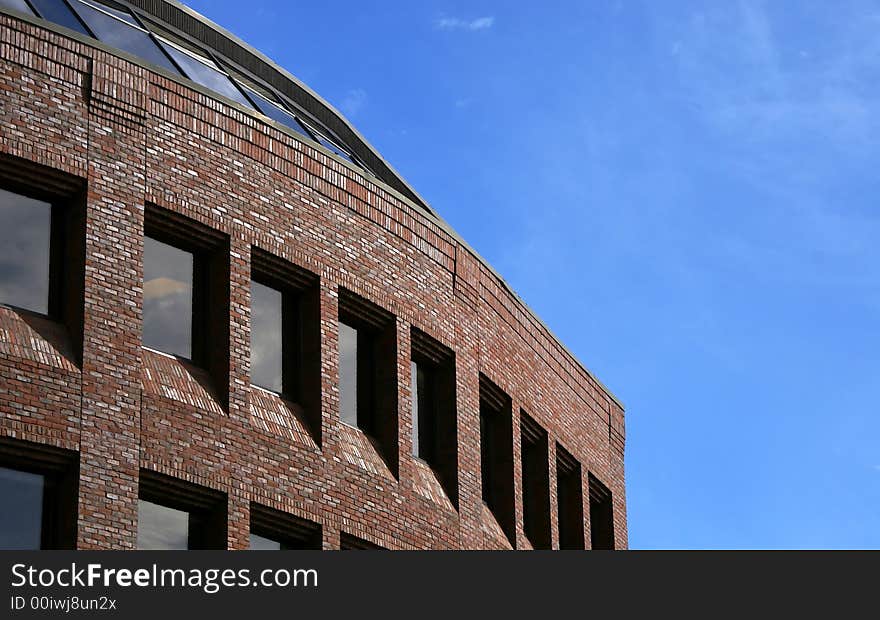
{"left": 184, "top": 0, "right": 880, "bottom": 549}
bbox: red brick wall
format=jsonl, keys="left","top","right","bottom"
{"left": 0, "top": 13, "right": 627, "bottom": 550}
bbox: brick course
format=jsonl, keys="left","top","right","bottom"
{"left": 0, "top": 12, "right": 627, "bottom": 550}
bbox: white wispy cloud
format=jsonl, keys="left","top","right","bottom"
{"left": 436, "top": 16, "right": 495, "bottom": 31}
{"left": 340, "top": 89, "right": 367, "bottom": 118}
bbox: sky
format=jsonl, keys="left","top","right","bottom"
{"left": 182, "top": 0, "right": 880, "bottom": 549}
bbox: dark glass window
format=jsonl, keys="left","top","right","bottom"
{"left": 338, "top": 289, "right": 399, "bottom": 477}
{"left": 338, "top": 321, "right": 358, "bottom": 427}
{"left": 0, "top": 0, "right": 34, "bottom": 14}
{"left": 479, "top": 375, "right": 515, "bottom": 546}
{"left": 250, "top": 280, "right": 283, "bottom": 392}
{"left": 520, "top": 412, "right": 551, "bottom": 549}
{"left": 29, "top": 0, "right": 90, "bottom": 36}
{"left": 0, "top": 188, "right": 51, "bottom": 315}
{"left": 241, "top": 85, "right": 312, "bottom": 138}
{"left": 0, "top": 467, "right": 44, "bottom": 550}
{"left": 556, "top": 444, "right": 585, "bottom": 550}
{"left": 143, "top": 236, "right": 193, "bottom": 359}
{"left": 0, "top": 439, "right": 79, "bottom": 550}
{"left": 69, "top": 0, "right": 179, "bottom": 74}
{"left": 410, "top": 328, "right": 458, "bottom": 506}
{"left": 588, "top": 474, "right": 615, "bottom": 550}
{"left": 137, "top": 499, "right": 188, "bottom": 550}
{"left": 315, "top": 132, "right": 355, "bottom": 163}
{"left": 80, "top": 0, "right": 134, "bottom": 25}
{"left": 138, "top": 470, "right": 227, "bottom": 550}
{"left": 156, "top": 39, "right": 252, "bottom": 108}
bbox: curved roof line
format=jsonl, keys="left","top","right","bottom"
{"left": 1, "top": 0, "right": 624, "bottom": 409}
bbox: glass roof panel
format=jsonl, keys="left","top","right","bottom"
{"left": 70, "top": 0, "right": 179, "bottom": 74}
{"left": 157, "top": 39, "right": 253, "bottom": 108}
{"left": 29, "top": 0, "right": 90, "bottom": 36}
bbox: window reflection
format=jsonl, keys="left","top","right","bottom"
{"left": 249, "top": 533, "right": 281, "bottom": 550}
{"left": 29, "top": 0, "right": 90, "bottom": 36}
{"left": 0, "top": 467, "right": 44, "bottom": 550}
{"left": 0, "top": 188, "right": 51, "bottom": 315}
{"left": 0, "top": 0, "right": 34, "bottom": 14}
{"left": 137, "top": 500, "right": 189, "bottom": 550}
{"left": 70, "top": 0, "right": 179, "bottom": 74}
{"left": 143, "top": 236, "right": 193, "bottom": 358}
{"left": 338, "top": 322, "right": 358, "bottom": 426}
{"left": 250, "top": 280, "right": 283, "bottom": 392}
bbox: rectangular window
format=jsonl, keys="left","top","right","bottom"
{"left": 28, "top": 0, "right": 91, "bottom": 36}
{"left": 410, "top": 328, "right": 458, "bottom": 506}
{"left": 238, "top": 83, "right": 312, "bottom": 138}
{"left": 138, "top": 469, "right": 227, "bottom": 550}
{"left": 479, "top": 374, "right": 515, "bottom": 547}
{"left": 0, "top": 467, "right": 45, "bottom": 550}
{"left": 69, "top": 0, "right": 180, "bottom": 74}
{"left": 154, "top": 37, "right": 252, "bottom": 107}
{"left": 0, "top": 0, "right": 33, "bottom": 14}
{"left": 250, "top": 248, "right": 321, "bottom": 442}
{"left": 0, "top": 162, "right": 87, "bottom": 363}
{"left": 0, "top": 438, "right": 79, "bottom": 550}
{"left": 588, "top": 473, "right": 615, "bottom": 550}
{"left": 338, "top": 321, "right": 359, "bottom": 428}
{"left": 144, "top": 206, "right": 230, "bottom": 405}
{"left": 250, "top": 280, "right": 283, "bottom": 392}
{"left": 143, "top": 236, "right": 193, "bottom": 359}
{"left": 556, "top": 444, "right": 585, "bottom": 550}
{"left": 137, "top": 500, "right": 188, "bottom": 550}
{"left": 249, "top": 503, "right": 321, "bottom": 550}
{"left": 338, "top": 289, "right": 398, "bottom": 477}
{"left": 520, "top": 411, "right": 550, "bottom": 549}
{"left": 0, "top": 188, "right": 51, "bottom": 315}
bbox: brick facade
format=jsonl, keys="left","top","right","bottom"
{"left": 0, "top": 11, "right": 627, "bottom": 550}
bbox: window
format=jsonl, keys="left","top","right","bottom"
{"left": 154, "top": 36, "right": 252, "bottom": 107}
{"left": 249, "top": 503, "right": 321, "bottom": 550}
{"left": 68, "top": 0, "right": 179, "bottom": 74}
{"left": 250, "top": 248, "right": 321, "bottom": 443}
{"left": 339, "top": 532, "right": 385, "bottom": 550}
{"left": 479, "top": 374, "right": 515, "bottom": 547}
{"left": 556, "top": 444, "right": 585, "bottom": 550}
{"left": 520, "top": 411, "right": 550, "bottom": 550}
{"left": 410, "top": 327, "right": 458, "bottom": 506}
{"left": 304, "top": 123, "right": 357, "bottom": 164}
{"left": 0, "top": 468, "right": 45, "bottom": 549}
{"left": 338, "top": 289, "right": 398, "bottom": 477}
{"left": 338, "top": 321, "right": 358, "bottom": 427}
{"left": 251, "top": 280, "right": 282, "bottom": 392}
{"left": 0, "top": 188, "right": 51, "bottom": 315}
{"left": 28, "top": 0, "right": 90, "bottom": 36}
{"left": 144, "top": 205, "right": 230, "bottom": 404}
{"left": 0, "top": 157, "right": 87, "bottom": 362}
{"left": 143, "top": 236, "right": 193, "bottom": 359}
{"left": 588, "top": 473, "right": 615, "bottom": 550}
{"left": 0, "top": 0, "right": 34, "bottom": 15}
{"left": 0, "top": 438, "right": 79, "bottom": 550}
{"left": 138, "top": 470, "right": 227, "bottom": 550}
{"left": 137, "top": 500, "right": 188, "bottom": 549}
{"left": 238, "top": 83, "right": 312, "bottom": 138}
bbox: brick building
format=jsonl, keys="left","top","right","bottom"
{"left": 0, "top": 0, "right": 626, "bottom": 550}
